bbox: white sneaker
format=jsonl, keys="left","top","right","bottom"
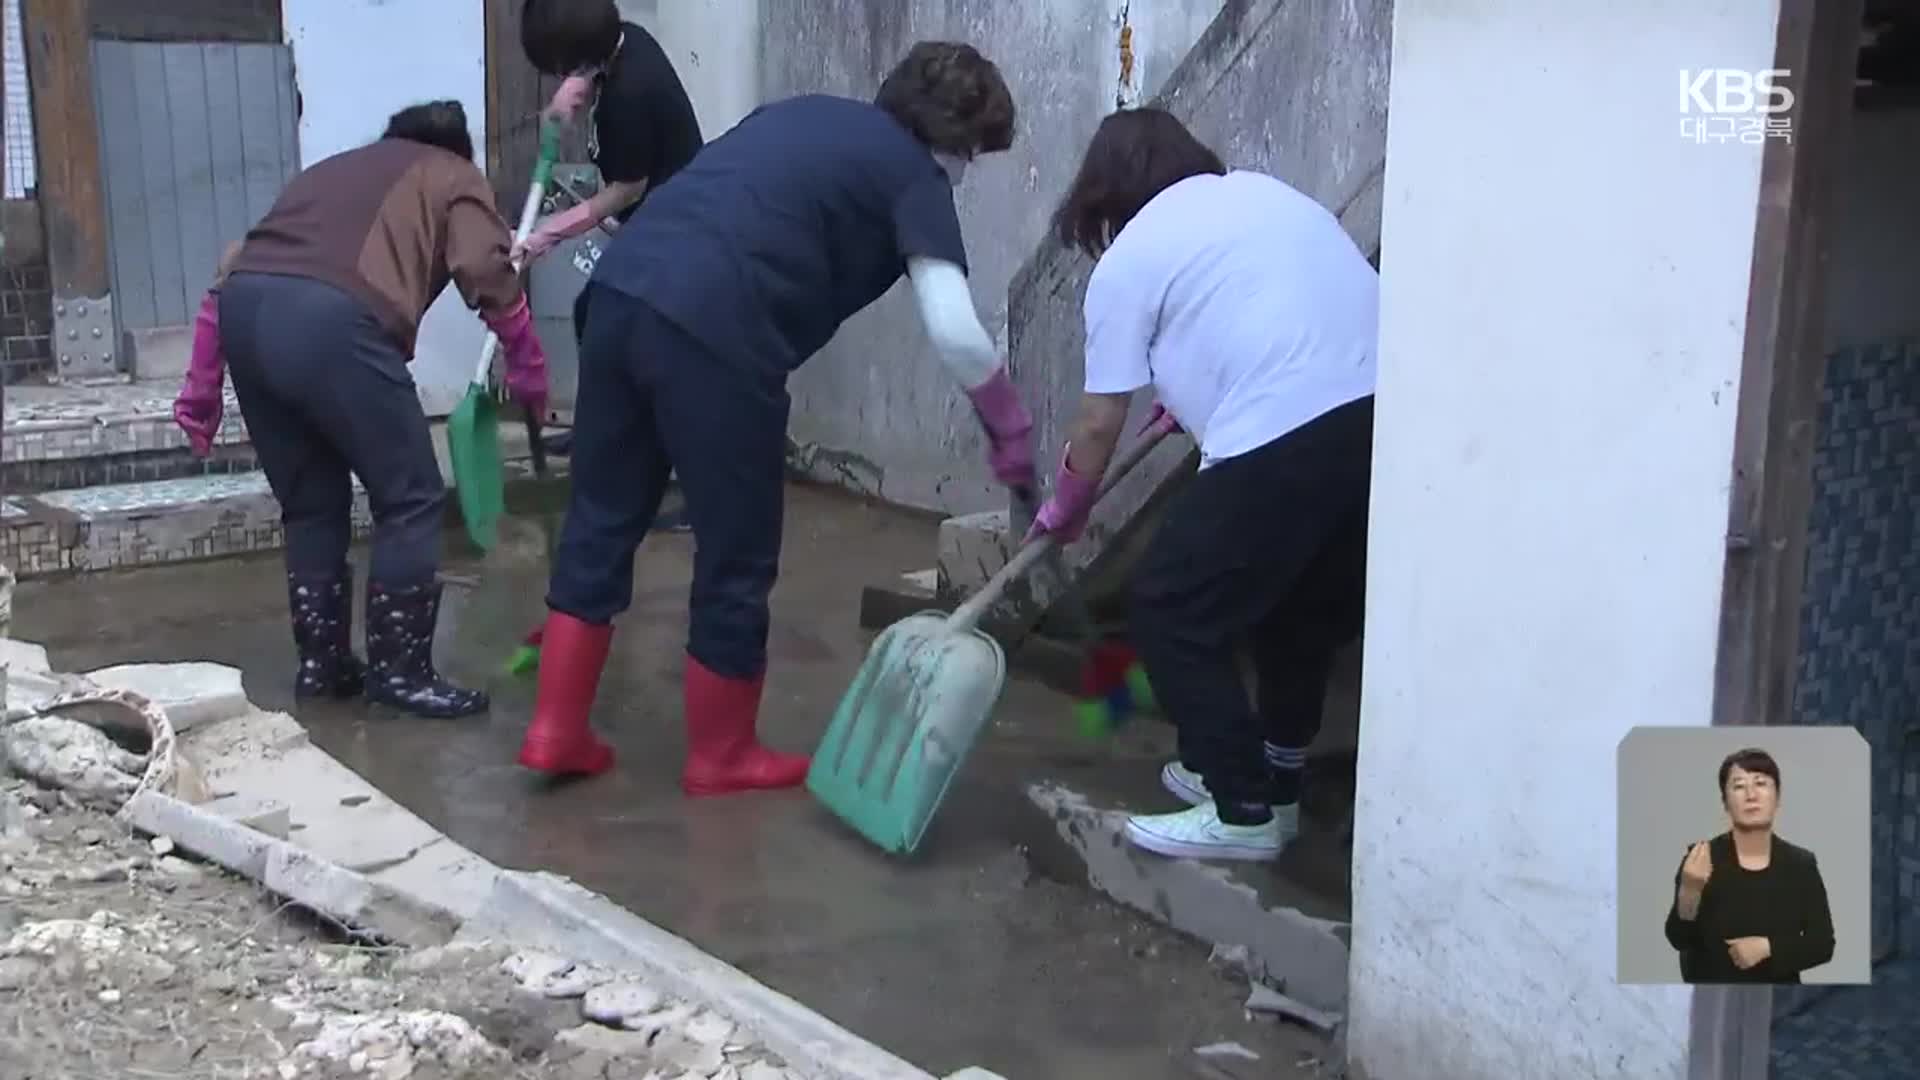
{"left": 1161, "top": 761, "right": 1212, "bottom": 806}
{"left": 1123, "top": 802, "right": 1298, "bottom": 862}
{"left": 1162, "top": 760, "right": 1295, "bottom": 813}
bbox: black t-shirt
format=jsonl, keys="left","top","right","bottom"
{"left": 590, "top": 21, "right": 702, "bottom": 223}
{"left": 590, "top": 94, "right": 968, "bottom": 376}
{"left": 1662, "top": 832, "right": 1835, "bottom": 984}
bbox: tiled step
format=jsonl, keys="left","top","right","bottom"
{"left": 2, "top": 378, "right": 255, "bottom": 493}
{"left": 1, "top": 471, "right": 370, "bottom": 579}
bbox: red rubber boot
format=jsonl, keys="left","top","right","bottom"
{"left": 516, "top": 612, "right": 616, "bottom": 777}
{"left": 681, "top": 656, "right": 810, "bottom": 797}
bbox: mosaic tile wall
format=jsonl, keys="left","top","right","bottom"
{"left": 1792, "top": 339, "right": 1920, "bottom": 959}
{"left": 0, "top": 472, "right": 371, "bottom": 577}
{"left": 1776, "top": 341, "right": 1920, "bottom": 1067}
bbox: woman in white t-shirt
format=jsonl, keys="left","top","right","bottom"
{"left": 1029, "top": 108, "right": 1379, "bottom": 862}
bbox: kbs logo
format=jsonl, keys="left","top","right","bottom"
{"left": 1678, "top": 69, "right": 1795, "bottom": 145}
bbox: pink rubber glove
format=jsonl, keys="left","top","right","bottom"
{"left": 482, "top": 296, "right": 550, "bottom": 417}
{"left": 1141, "top": 400, "right": 1182, "bottom": 437}
{"left": 545, "top": 74, "right": 595, "bottom": 124}
{"left": 512, "top": 202, "right": 597, "bottom": 265}
{"left": 1023, "top": 447, "right": 1100, "bottom": 545}
{"left": 172, "top": 290, "right": 226, "bottom": 457}
{"left": 964, "top": 366, "right": 1037, "bottom": 491}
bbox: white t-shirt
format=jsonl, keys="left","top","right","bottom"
{"left": 1082, "top": 170, "right": 1378, "bottom": 469}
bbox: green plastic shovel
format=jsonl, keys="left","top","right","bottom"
{"left": 448, "top": 119, "right": 562, "bottom": 552}
{"left": 808, "top": 426, "right": 1170, "bottom": 855}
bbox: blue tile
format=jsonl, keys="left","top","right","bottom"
{"left": 1782, "top": 340, "right": 1920, "bottom": 1072}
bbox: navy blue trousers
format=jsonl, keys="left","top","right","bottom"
{"left": 220, "top": 272, "right": 446, "bottom": 586}
{"left": 547, "top": 285, "right": 789, "bottom": 680}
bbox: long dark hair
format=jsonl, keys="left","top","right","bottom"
{"left": 1052, "top": 108, "right": 1226, "bottom": 257}
{"left": 382, "top": 100, "right": 475, "bottom": 162}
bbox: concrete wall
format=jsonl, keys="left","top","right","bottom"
{"left": 282, "top": 0, "right": 489, "bottom": 417}
{"left": 1346, "top": 2, "right": 1784, "bottom": 1077}
{"left": 760, "top": 0, "right": 1224, "bottom": 514}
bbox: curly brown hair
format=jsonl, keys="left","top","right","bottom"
{"left": 875, "top": 41, "right": 1016, "bottom": 158}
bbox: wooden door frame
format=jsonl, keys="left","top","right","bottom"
{"left": 1692, "top": 0, "right": 1863, "bottom": 1075}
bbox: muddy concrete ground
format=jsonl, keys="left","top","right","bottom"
{"left": 17, "top": 484, "right": 1332, "bottom": 1079}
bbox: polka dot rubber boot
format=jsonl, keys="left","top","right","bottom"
{"left": 364, "top": 580, "right": 489, "bottom": 718}
{"left": 287, "top": 567, "right": 366, "bottom": 700}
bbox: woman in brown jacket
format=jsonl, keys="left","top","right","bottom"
{"left": 176, "top": 101, "right": 549, "bottom": 718}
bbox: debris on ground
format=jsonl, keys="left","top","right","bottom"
{"left": 0, "top": 775, "right": 807, "bottom": 1079}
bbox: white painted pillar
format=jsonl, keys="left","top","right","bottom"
{"left": 1348, "top": 2, "right": 1784, "bottom": 1077}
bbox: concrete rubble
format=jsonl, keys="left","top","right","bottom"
{"left": 0, "top": 627, "right": 1006, "bottom": 1080}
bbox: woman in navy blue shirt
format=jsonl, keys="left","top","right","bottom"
{"left": 515, "top": 43, "right": 1038, "bottom": 799}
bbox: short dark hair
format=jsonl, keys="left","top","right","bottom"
{"left": 1718, "top": 748, "right": 1781, "bottom": 796}
{"left": 1052, "top": 107, "right": 1227, "bottom": 258}
{"left": 875, "top": 41, "right": 1016, "bottom": 159}
{"left": 521, "top": 0, "right": 621, "bottom": 76}
{"left": 382, "top": 101, "right": 474, "bottom": 162}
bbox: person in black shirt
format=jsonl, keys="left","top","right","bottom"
{"left": 1663, "top": 747, "right": 1836, "bottom": 983}
{"left": 516, "top": 0, "right": 704, "bottom": 261}
{"left": 514, "top": 43, "right": 1037, "bottom": 799}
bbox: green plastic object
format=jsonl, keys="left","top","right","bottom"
{"left": 447, "top": 391, "right": 504, "bottom": 550}
{"left": 809, "top": 416, "right": 1176, "bottom": 856}
{"left": 807, "top": 608, "right": 1009, "bottom": 856}
{"left": 448, "top": 120, "right": 562, "bottom": 552}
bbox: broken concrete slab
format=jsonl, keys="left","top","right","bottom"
{"left": 83, "top": 661, "right": 249, "bottom": 732}
{"left": 935, "top": 509, "right": 1016, "bottom": 608}
{"left": 367, "top": 834, "right": 502, "bottom": 923}
{"left": 185, "top": 715, "right": 442, "bottom": 874}
{"left": 466, "top": 869, "right": 947, "bottom": 1080}
{"left": 1022, "top": 782, "right": 1350, "bottom": 1014}
{"left": 1, "top": 638, "right": 51, "bottom": 675}
{"left": 124, "top": 790, "right": 458, "bottom": 947}
{"left": 182, "top": 709, "right": 309, "bottom": 759}
{"left": 199, "top": 792, "right": 292, "bottom": 840}
{"left": 1247, "top": 983, "right": 1342, "bottom": 1034}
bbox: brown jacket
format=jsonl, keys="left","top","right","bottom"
{"left": 226, "top": 138, "right": 520, "bottom": 354}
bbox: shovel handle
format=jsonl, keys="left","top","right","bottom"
{"left": 946, "top": 424, "right": 1176, "bottom": 633}
{"left": 477, "top": 120, "right": 563, "bottom": 391}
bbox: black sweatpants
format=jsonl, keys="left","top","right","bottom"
{"left": 546, "top": 284, "right": 789, "bottom": 681}
{"left": 219, "top": 272, "right": 447, "bottom": 586}
{"left": 1131, "top": 396, "right": 1374, "bottom": 816}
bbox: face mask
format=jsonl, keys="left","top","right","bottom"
{"left": 935, "top": 153, "right": 970, "bottom": 187}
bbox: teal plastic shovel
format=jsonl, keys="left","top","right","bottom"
{"left": 808, "top": 426, "right": 1171, "bottom": 855}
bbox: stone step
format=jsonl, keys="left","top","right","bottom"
{"left": 2, "top": 378, "right": 256, "bottom": 493}
{"left": 1, "top": 471, "right": 371, "bottom": 579}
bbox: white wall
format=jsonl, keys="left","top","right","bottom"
{"left": 621, "top": 0, "right": 762, "bottom": 139}
{"left": 1348, "top": 2, "right": 1783, "bottom": 1077}
{"left": 282, "top": 0, "right": 489, "bottom": 417}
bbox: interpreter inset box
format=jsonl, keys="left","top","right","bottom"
{"left": 1616, "top": 725, "right": 1871, "bottom": 986}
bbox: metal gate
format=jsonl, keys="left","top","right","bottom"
{"left": 90, "top": 40, "right": 298, "bottom": 378}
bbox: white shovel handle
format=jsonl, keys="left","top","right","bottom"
{"left": 474, "top": 161, "right": 552, "bottom": 388}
